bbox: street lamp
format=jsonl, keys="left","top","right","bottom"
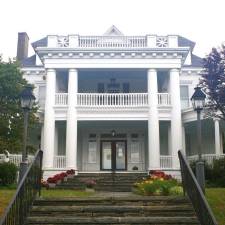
{"left": 191, "top": 86, "right": 206, "bottom": 193}
{"left": 19, "top": 85, "right": 35, "bottom": 182}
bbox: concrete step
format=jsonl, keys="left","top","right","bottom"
{"left": 26, "top": 216, "right": 200, "bottom": 224}
{"left": 34, "top": 196, "right": 191, "bottom": 206}
{"left": 30, "top": 205, "right": 195, "bottom": 217}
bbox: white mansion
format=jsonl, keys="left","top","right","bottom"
{"left": 18, "top": 26, "right": 225, "bottom": 176}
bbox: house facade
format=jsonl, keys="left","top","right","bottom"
{"left": 18, "top": 26, "right": 225, "bottom": 176}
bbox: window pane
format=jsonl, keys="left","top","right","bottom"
{"left": 88, "top": 141, "right": 97, "bottom": 163}
{"left": 131, "top": 141, "right": 140, "bottom": 163}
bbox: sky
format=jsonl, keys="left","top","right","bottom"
{"left": 0, "top": 0, "right": 224, "bottom": 60}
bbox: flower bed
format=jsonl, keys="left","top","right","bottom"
{"left": 133, "top": 170, "right": 183, "bottom": 196}
{"left": 44, "top": 170, "right": 76, "bottom": 189}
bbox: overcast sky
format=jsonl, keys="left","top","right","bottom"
{"left": 0, "top": 0, "right": 224, "bottom": 60}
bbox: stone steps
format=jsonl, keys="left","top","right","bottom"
{"left": 30, "top": 205, "right": 195, "bottom": 217}
{"left": 34, "top": 196, "right": 191, "bottom": 206}
{"left": 27, "top": 216, "right": 199, "bottom": 224}
{"left": 55, "top": 173, "right": 148, "bottom": 192}
{"left": 26, "top": 196, "right": 199, "bottom": 225}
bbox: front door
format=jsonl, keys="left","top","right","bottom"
{"left": 100, "top": 141, "right": 127, "bottom": 171}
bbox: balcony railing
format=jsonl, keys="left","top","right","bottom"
{"left": 77, "top": 93, "right": 149, "bottom": 107}
{"left": 54, "top": 93, "right": 171, "bottom": 107}
{"left": 48, "top": 35, "right": 178, "bottom": 48}
{"left": 79, "top": 36, "right": 147, "bottom": 48}
{"left": 55, "top": 93, "right": 68, "bottom": 105}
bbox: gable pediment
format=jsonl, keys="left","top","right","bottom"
{"left": 104, "top": 25, "right": 124, "bottom": 36}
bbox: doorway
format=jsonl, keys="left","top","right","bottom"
{"left": 100, "top": 140, "right": 127, "bottom": 171}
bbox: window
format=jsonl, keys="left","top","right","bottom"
{"left": 97, "top": 83, "right": 104, "bottom": 93}
{"left": 130, "top": 141, "right": 140, "bottom": 163}
{"left": 180, "top": 86, "right": 189, "bottom": 109}
{"left": 88, "top": 141, "right": 97, "bottom": 163}
{"left": 123, "top": 83, "right": 130, "bottom": 93}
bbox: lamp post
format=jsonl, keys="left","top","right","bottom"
{"left": 191, "top": 86, "right": 206, "bottom": 193}
{"left": 18, "top": 86, "right": 35, "bottom": 183}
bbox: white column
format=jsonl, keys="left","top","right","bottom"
{"left": 40, "top": 124, "right": 44, "bottom": 150}
{"left": 43, "top": 69, "right": 56, "bottom": 168}
{"left": 66, "top": 69, "right": 78, "bottom": 169}
{"left": 214, "top": 119, "right": 221, "bottom": 155}
{"left": 170, "top": 69, "right": 182, "bottom": 169}
{"left": 148, "top": 69, "right": 160, "bottom": 170}
{"left": 182, "top": 124, "right": 186, "bottom": 155}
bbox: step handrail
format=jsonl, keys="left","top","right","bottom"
{"left": 178, "top": 150, "right": 218, "bottom": 225}
{"left": 0, "top": 149, "right": 43, "bottom": 225}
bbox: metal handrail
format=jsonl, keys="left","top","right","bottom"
{"left": 0, "top": 150, "right": 43, "bottom": 225}
{"left": 178, "top": 150, "right": 218, "bottom": 225}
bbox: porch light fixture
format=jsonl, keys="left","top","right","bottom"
{"left": 190, "top": 86, "right": 206, "bottom": 193}
{"left": 111, "top": 130, "right": 116, "bottom": 137}
{"left": 19, "top": 85, "right": 36, "bottom": 183}
{"left": 20, "top": 85, "right": 36, "bottom": 110}
{"left": 191, "top": 86, "right": 206, "bottom": 111}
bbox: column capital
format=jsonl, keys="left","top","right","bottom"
{"left": 69, "top": 68, "right": 78, "bottom": 73}
{"left": 213, "top": 117, "right": 220, "bottom": 122}
{"left": 148, "top": 68, "right": 157, "bottom": 73}
{"left": 170, "top": 68, "right": 180, "bottom": 73}
{"left": 46, "top": 68, "right": 56, "bottom": 73}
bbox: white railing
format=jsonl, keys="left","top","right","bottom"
{"left": 54, "top": 155, "right": 66, "bottom": 168}
{"left": 79, "top": 36, "right": 147, "bottom": 48}
{"left": 160, "top": 155, "right": 173, "bottom": 169}
{"left": 187, "top": 154, "right": 225, "bottom": 165}
{"left": 55, "top": 93, "right": 68, "bottom": 105}
{"left": 158, "top": 93, "right": 171, "bottom": 106}
{"left": 55, "top": 93, "right": 171, "bottom": 107}
{"left": 77, "top": 93, "right": 149, "bottom": 107}
{"left": 0, "top": 154, "right": 34, "bottom": 166}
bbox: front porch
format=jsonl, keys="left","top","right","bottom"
{"left": 42, "top": 119, "right": 225, "bottom": 173}
{"left": 51, "top": 120, "right": 174, "bottom": 172}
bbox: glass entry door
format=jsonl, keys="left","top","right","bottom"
{"left": 101, "top": 141, "right": 127, "bottom": 171}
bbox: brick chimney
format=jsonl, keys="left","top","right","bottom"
{"left": 17, "top": 32, "right": 29, "bottom": 61}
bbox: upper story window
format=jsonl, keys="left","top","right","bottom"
{"left": 180, "top": 86, "right": 189, "bottom": 109}
{"left": 123, "top": 83, "right": 130, "bottom": 93}
{"left": 97, "top": 83, "right": 105, "bottom": 93}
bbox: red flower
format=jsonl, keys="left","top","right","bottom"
{"left": 66, "top": 169, "right": 75, "bottom": 175}
{"left": 47, "top": 177, "right": 57, "bottom": 183}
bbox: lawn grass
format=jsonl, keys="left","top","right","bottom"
{"left": 0, "top": 189, "right": 15, "bottom": 217}
{"left": 206, "top": 188, "right": 225, "bottom": 225}
{"left": 0, "top": 188, "right": 93, "bottom": 218}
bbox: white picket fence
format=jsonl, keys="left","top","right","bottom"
{"left": 0, "top": 154, "right": 34, "bottom": 166}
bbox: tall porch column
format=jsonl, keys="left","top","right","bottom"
{"left": 43, "top": 69, "right": 56, "bottom": 168}
{"left": 66, "top": 69, "right": 78, "bottom": 169}
{"left": 182, "top": 124, "right": 186, "bottom": 155}
{"left": 148, "top": 69, "right": 160, "bottom": 170}
{"left": 170, "top": 69, "right": 182, "bottom": 169}
{"left": 214, "top": 119, "right": 221, "bottom": 155}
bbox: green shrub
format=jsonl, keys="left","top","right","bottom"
{"left": 190, "top": 158, "right": 225, "bottom": 187}
{"left": 0, "top": 162, "right": 18, "bottom": 186}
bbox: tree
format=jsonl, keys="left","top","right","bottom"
{"left": 0, "top": 56, "right": 39, "bottom": 153}
{"left": 200, "top": 45, "right": 225, "bottom": 120}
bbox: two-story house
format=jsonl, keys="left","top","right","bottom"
{"left": 18, "top": 26, "right": 225, "bottom": 177}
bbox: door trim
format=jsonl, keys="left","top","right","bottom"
{"left": 100, "top": 140, "right": 127, "bottom": 171}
